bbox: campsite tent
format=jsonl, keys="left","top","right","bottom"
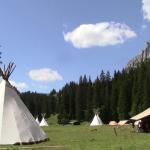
{"left": 90, "top": 114, "right": 103, "bottom": 126}
{"left": 118, "top": 120, "right": 128, "bottom": 126}
{"left": 109, "top": 121, "right": 118, "bottom": 126}
{"left": 40, "top": 114, "right": 48, "bottom": 126}
{"left": 0, "top": 62, "right": 48, "bottom": 145}
{"left": 35, "top": 116, "right": 40, "bottom": 125}
{"left": 134, "top": 120, "right": 141, "bottom": 126}
{"left": 130, "top": 107, "right": 150, "bottom": 121}
{"left": 130, "top": 107, "right": 150, "bottom": 132}
{"left": 69, "top": 120, "right": 80, "bottom": 125}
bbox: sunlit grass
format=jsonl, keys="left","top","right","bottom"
{"left": 1, "top": 116, "right": 150, "bottom": 150}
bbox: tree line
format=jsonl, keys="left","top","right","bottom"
{"left": 21, "top": 90, "right": 58, "bottom": 120}
{"left": 20, "top": 60, "right": 150, "bottom": 124}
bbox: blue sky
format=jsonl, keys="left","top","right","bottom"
{"left": 0, "top": 0, "right": 150, "bottom": 93}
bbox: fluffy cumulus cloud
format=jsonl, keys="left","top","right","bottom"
{"left": 29, "top": 68, "right": 63, "bottom": 82}
{"left": 64, "top": 22, "right": 136, "bottom": 48}
{"left": 10, "top": 80, "right": 28, "bottom": 91}
{"left": 142, "top": 0, "right": 150, "bottom": 21}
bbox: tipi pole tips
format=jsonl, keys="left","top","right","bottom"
{"left": 93, "top": 108, "right": 100, "bottom": 115}
{"left": 42, "top": 113, "right": 46, "bottom": 118}
{"left": 0, "top": 62, "right": 16, "bottom": 80}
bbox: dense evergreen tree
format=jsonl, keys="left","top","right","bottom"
{"left": 92, "top": 77, "right": 100, "bottom": 108}
{"left": 68, "top": 82, "right": 77, "bottom": 119}
{"left": 75, "top": 76, "right": 83, "bottom": 121}
{"left": 85, "top": 77, "right": 93, "bottom": 121}
{"left": 110, "top": 71, "right": 119, "bottom": 121}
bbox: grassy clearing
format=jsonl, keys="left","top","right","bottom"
{"left": 44, "top": 125, "right": 150, "bottom": 150}
{"left": 1, "top": 116, "right": 150, "bottom": 150}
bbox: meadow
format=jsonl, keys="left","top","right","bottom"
{"left": 1, "top": 116, "right": 150, "bottom": 150}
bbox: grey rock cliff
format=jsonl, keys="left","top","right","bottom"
{"left": 127, "top": 41, "right": 150, "bottom": 68}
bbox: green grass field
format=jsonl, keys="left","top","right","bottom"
{"left": 1, "top": 115, "right": 150, "bottom": 150}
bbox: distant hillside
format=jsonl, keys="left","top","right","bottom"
{"left": 127, "top": 41, "right": 150, "bottom": 68}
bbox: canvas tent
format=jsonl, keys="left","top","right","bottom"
{"left": 90, "top": 114, "right": 103, "bottom": 126}
{"left": 118, "top": 120, "right": 128, "bottom": 126}
{"left": 69, "top": 120, "right": 80, "bottom": 125}
{"left": 40, "top": 114, "right": 48, "bottom": 126}
{"left": 130, "top": 107, "right": 150, "bottom": 132}
{"left": 130, "top": 107, "right": 150, "bottom": 121}
{"left": 0, "top": 62, "right": 48, "bottom": 145}
{"left": 134, "top": 120, "right": 141, "bottom": 126}
{"left": 109, "top": 121, "right": 118, "bottom": 126}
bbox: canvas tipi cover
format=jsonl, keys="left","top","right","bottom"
{"left": 0, "top": 63, "right": 48, "bottom": 145}
{"left": 35, "top": 117, "right": 40, "bottom": 125}
{"left": 40, "top": 114, "right": 48, "bottom": 126}
{"left": 90, "top": 114, "right": 103, "bottom": 126}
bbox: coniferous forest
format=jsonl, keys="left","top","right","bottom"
{"left": 21, "top": 59, "right": 150, "bottom": 124}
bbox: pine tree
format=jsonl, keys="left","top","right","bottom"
{"left": 142, "top": 62, "right": 150, "bottom": 110}
{"left": 101, "top": 71, "right": 111, "bottom": 123}
{"left": 92, "top": 77, "right": 101, "bottom": 108}
{"left": 82, "top": 75, "right": 88, "bottom": 119}
{"left": 137, "top": 63, "right": 146, "bottom": 113}
{"left": 110, "top": 71, "right": 119, "bottom": 121}
{"left": 75, "top": 76, "right": 83, "bottom": 121}
{"left": 118, "top": 82, "right": 127, "bottom": 119}
{"left": 117, "top": 70, "right": 130, "bottom": 120}
{"left": 68, "top": 82, "right": 77, "bottom": 119}
{"left": 130, "top": 69, "right": 139, "bottom": 116}
{"left": 85, "top": 77, "right": 93, "bottom": 121}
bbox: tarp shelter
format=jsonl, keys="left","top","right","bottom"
{"left": 130, "top": 107, "right": 150, "bottom": 121}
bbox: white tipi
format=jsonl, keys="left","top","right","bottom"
{"left": 90, "top": 113, "right": 103, "bottom": 126}
{"left": 40, "top": 114, "right": 48, "bottom": 126}
{"left": 35, "top": 116, "right": 40, "bottom": 125}
{"left": 0, "top": 62, "right": 48, "bottom": 145}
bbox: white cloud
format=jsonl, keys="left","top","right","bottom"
{"left": 142, "top": 0, "right": 150, "bottom": 21}
{"left": 64, "top": 22, "right": 136, "bottom": 48}
{"left": 141, "top": 24, "right": 147, "bottom": 29}
{"left": 10, "top": 80, "right": 28, "bottom": 91}
{"left": 29, "top": 68, "right": 63, "bottom": 82}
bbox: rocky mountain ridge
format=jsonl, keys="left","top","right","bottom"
{"left": 127, "top": 41, "right": 150, "bottom": 68}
